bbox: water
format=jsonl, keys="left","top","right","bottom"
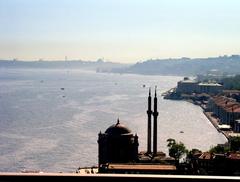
{"left": 0, "top": 68, "right": 227, "bottom": 172}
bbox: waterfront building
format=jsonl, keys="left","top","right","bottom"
{"left": 234, "top": 119, "right": 240, "bottom": 133}
{"left": 98, "top": 88, "right": 176, "bottom": 174}
{"left": 176, "top": 77, "right": 223, "bottom": 95}
{"left": 176, "top": 77, "right": 199, "bottom": 94}
{"left": 207, "top": 96, "right": 240, "bottom": 131}
{"left": 192, "top": 152, "right": 240, "bottom": 175}
{"left": 198, "top": 83, "right": 223, "bottom": 94}
{"left": 223, "top": 90, "right": 240, "bottom": 102}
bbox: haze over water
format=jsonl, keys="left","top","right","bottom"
{"left": 0, "top": 68, "right": 227, "bottom": 172}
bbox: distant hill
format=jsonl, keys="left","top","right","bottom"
{"left": 2, "top": 55, "right": 240, "bottom": 76}
{"left": 110, "top": 55, "right": 240, "bottom": 76}
{"left": 0, "top": 59, "right": 129, "bottom": 71}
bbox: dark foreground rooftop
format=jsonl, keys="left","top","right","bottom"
{"left": 1, "top": 173, "right": 240, "bottom": 182}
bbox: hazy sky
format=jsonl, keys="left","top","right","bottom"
{"left": 0, "top": 0, "right": 240, "bottom": 63}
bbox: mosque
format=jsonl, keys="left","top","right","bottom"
{"left": 97, "top": 87, "right": 177, "bottom": 174}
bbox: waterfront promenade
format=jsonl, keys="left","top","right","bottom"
{"left": 203, "top": 112, "right": 220, "bottom": 131}
{"left": 203, "top": 111, "right": 232, "bottom": 140}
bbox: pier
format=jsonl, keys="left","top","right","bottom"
{"left": 161, "top": 87, "right": 176, "bottom": 97}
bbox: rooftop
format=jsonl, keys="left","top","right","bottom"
{"left": 227, "top": 152, "right": 240, "bottom": 160}
{"left": 105, "top": 119, "right": 132, "bottom": 135}
{"left": 179, "top": 80, "right": 198, "bottom": 84}
{"left": 199, "top": 152, "right": 212, "bottom": 160}
{"left": 211, "top": 96, "right": 240, "bottom": 112}
{"left": 198, "top": 83, "right": 222, "bottom": 87}
{"left": 228, "top": 133, "right": 240, "bottom": 137}
{"left": 107, "top": 164, "right": 177, "bottom": 171}
{"left": 218, "top": 124, "right": 231, "bottom": 130}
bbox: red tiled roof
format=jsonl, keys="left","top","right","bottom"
{"left": 227, "top": 153, "right": 240, "bottom": 160}
{"left": 211, "top": 96, "right": 240, "bottom": 113}
{"left": 224, "top": 103, "right": 240, "bottom": 111}
{"left": 225, "top": 106, "right": 240, "bottom": 113}
{"left": 199, "top": 152, "right": 212, "bottom": 160}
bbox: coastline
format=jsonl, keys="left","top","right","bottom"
{"left": 189, "top": 100, "right": 230, "bottom": 141}
{"left": 202, "top": 111, "right": 220, "bottom": 132}
{"left": 163, "top": 91, "right": 230, "bottom": 141}
{"left": 202, "top": 111, "right": 231, "bottom": 140}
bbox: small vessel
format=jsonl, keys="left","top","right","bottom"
{"left": 142, "top": 84, "right": 146, "bottom": 88}
{"left": 180, "top": 131, "right": 184, "bottom": 133}
{"left": 61, "top": 88, "right": 65, "bottom": 90}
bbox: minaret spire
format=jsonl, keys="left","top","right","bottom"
{"left": 155, "top": 86, "right": 157, "bottom": 97}
{"left": 147, "top": 87, "right": 152, "bottom": 154}
{"left": 153, "top": 86, "right": 159, "bottom": 155}
{"left": 116, "top": 118, "right": 120, "bottom": 125}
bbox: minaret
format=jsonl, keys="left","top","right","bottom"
{"left": 116, "top": 118, "right": 120, "bottom": 125}
{"left": 153, "top": 86, "right": 159, "bottom": 155}
{"left": 146, "top": 88, "right": 152, "bottom": 154}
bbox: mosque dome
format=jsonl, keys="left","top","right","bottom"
{"left": 105, "top": 119, "right": 131, "bottom": 136}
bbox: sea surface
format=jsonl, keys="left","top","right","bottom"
{"left": 0, "top": 68, "right": 227, "bottom": 172}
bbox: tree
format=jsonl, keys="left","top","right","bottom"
{"left": 209, "top": 137, "right": 240, "bottom": 153}
{"left": 208, "top": 137, "right": 240, "bottom": 154}
{"left": 166, "top": 138, "right": 188, "bottom": 161}
{"left": 209, "top": 145, "right": 229, "bottom": 154}
{"left": 229, "top": 136, "right": 240, "bottom": 151}
{"left": 221, "top": 75, "right": 240, "bottom": 90}
{"left": 187, "top": 148, "right": 202, "bottom": 159}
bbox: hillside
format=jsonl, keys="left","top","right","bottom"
{"left": 110, "top": 55, "right": 240, "bottom": 76}
{"left": 0, "top": 59, "right": 128, "bottom": 71}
